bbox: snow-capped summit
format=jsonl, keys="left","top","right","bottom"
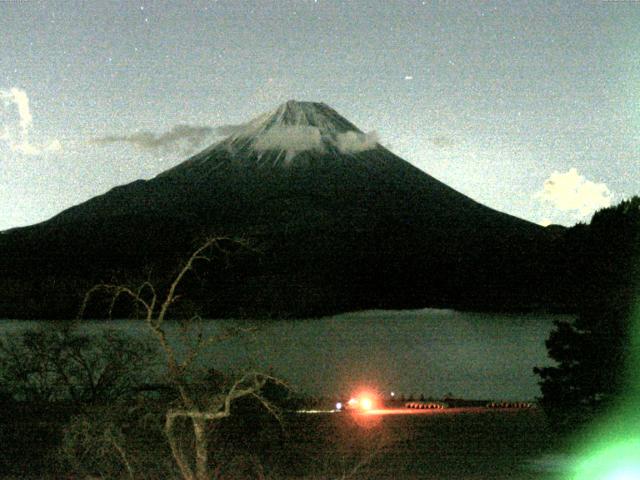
{"left": 229, "top": 100, "right": 362, "bottom": 135}
{"left": 185, "top": 100, "right": 380, "bottom": 166}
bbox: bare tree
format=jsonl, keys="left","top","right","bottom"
{"left": 80, "top": 236, "right": 282, "bottom": 480}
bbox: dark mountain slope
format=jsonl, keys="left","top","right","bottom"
{"left": 0, "top": 101, "right": 558, "bottom": 319}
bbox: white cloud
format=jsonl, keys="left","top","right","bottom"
{"left": 0, "top": 87, "right": 61, "bottom": 156}
{"left": 535, "top": 168, "right": 613, "bottom": 219}
{"left": 13, "top": 142, "right": 41, "bottom": 156}
{"left": 46, "top": 139, "right": 63, "bottom": 152}
{"left": 6, "top": 87, "right": 32, "bottom": 130}
{"left": 253, "top": 125, "right": 323, "bottom": 161}
{"left": 335, "top": 130, "right": 379, "bottom": 154}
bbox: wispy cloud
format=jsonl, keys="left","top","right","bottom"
{"left": 215, "top": 124, "right": 246, "bottom": 136}
{"left": 219, "top": 124, "right": 380, "bottom": 160}
{"left": 335, "top": 130, "right": 379, "bottom": 154}
{"left": 253, "top": 125, "right": 323, "bottom": 162}
{"left": 0, "top": 87, "right": 61, "bottom": 155}
{"left": 429, "top": 135, "right": 456, "bottom": 148}
{"left": 92, "top": 124, "right": 215, "bottom": 154}
{"left": 535, "top": 168, "right": 613, "bottom": 222}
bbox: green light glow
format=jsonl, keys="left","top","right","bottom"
{"left": 570, "top": 440, "right": 640, "bottom": 480}
{"left": 568, "top": 302, "right": 640, "bottom": 480}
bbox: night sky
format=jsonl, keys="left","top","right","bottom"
{"left": 2, "top": 0, "right": 638, "bottom": 231}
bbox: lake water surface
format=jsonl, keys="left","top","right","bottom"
{"left": 1, "top": 309, "right": 569, "bottom": 401}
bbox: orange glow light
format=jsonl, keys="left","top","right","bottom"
{"left": 344, "top": 390, "right": 380, "bottom": 412}
{"left": 360, "top": 397, "right": 373, "bottom": 410}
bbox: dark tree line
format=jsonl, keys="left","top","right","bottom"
{"left": 535, "top": 197, "right": 640, "bottom": 424}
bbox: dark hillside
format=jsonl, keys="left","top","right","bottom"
{"left": 0, "top": 101, "right": 563, "bottom": 319}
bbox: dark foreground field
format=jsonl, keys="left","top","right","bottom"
{"left": 1, "top": 405, "right": 568, "bottom": 479}
{"left": 284, "top": 409, "right": 565, "bottom": 480}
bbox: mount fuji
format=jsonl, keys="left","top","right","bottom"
{"left": 0, "top": 101, "right": 557, "bottom": 319}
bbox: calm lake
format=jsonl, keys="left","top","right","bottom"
{"left": 0, "top": 308, "right": 569, "bottom": 401}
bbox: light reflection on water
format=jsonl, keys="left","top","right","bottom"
{"left": 0, "top": 308, "right": 568, "bottom": 400}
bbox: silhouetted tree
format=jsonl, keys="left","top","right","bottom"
{"left": 0, "top": 323, "right": 156, "bottom": 403}
{"left": 534, "top": 304, "right": 632, "bottom": 412}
